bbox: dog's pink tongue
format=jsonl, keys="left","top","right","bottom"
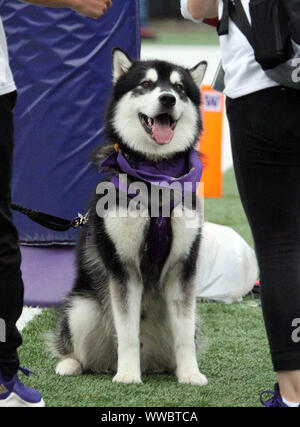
{"left": 152, "top": 119, "right": 173, "bottom": 145}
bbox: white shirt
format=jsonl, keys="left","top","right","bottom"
{"left": 181, "top": 0, "right": 279, "bottom": 98}
{"left": 0, "top": 17, "right": 16, "bottom": 95}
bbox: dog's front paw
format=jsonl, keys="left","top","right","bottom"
{"left": 112, "top": 371, "right": 142, "bottom": 384}
{"left": 55, "top": 358, "right": 82, "bottom": 376}
{"left": 178, "top": 371, "right": 208, "bottom": 386}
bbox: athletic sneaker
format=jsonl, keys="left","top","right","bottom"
{"left": 260, "top": 383, "right": 299, "bottom": 407}
{"left": 0, "top": 366, "right": 45, "bottom": 407}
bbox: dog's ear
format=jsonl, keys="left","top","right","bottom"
{"left": 189, "top": 61, "right": 207, "bottom": 86}
{"left": 112, "top": 48, "right": 133, "bottom": 84}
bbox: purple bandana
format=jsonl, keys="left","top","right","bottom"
{"left": 101, "top": 149, "right": 203, "bottom": 266}
{"left": 101, "top": 149, "right": 203, "bottom": 192}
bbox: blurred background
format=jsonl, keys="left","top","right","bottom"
{"left": 140, "top": 0, "right": 218, "bottom": 45}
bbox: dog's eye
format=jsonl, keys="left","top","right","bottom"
{"left": 141, "top": 81, "right": 153, "bottom": 89}
{"left": 175, "top": 83, "right": 184, "bottom": 92}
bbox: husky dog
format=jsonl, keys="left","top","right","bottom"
{"left": 49, "top": 49, "right": 208, "bottom": 385}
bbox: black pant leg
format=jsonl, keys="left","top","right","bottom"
{"left": 226, "top": 86, "right": 300, "bottom": 371}
{"left": 0, "top": 91, "right": 23, "bottom": 377}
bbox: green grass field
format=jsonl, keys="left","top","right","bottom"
{"left": 19, "top": 169, "right": 275, "bottom": 408}
{"left": 142, "top": 20, "right": 219, "bottom": 46}
{"left": 143, "top": 31, "right": 219, "bottom": 46}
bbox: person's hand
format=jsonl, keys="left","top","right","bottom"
{"left": 70, "top": 0, "right": 112, "bottom": 19}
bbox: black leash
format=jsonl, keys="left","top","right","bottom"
{"left": 11, "top": 203, "right": 88, "bottom": 232}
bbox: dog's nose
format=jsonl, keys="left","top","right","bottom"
{"left": 159, "top": 94, "right": 176, "bottom": 108}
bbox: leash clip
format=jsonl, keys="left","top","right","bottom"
{"left": 73, "top": 212, "right": 89, "bottom": 228}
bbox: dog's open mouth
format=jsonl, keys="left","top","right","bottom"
{"left": 139, "top": 113, "right": 177, "bottom": 145}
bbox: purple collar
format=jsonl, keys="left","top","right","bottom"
{"left": 100, "top": 148, "right": 203, "bottom": 267}
{"left": 101, "top": 149, "right": 203, "bottom": 193}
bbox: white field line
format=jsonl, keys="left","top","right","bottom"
{"left": 141, "top": 44, "right": 222, "bottom": 85}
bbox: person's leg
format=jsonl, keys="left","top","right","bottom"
{"left": 0, "top": 91, "right": 23, "bottom": 377}
{"left": 0, "top": 91, "right": 44, "bottom": 406}
{"left": 139, "top": 0, "right": 156, "bottom": 40}
{"left": 139, "top": 0, "right": 149, "bottom": 28}
{"left": 226, "top": 86, "right": 300, "bottom": 402}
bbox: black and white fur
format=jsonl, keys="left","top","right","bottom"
{"left": 49, "top": 49, "right": 208, "bottom": 385}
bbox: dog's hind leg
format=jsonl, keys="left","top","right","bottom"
{"left": 47, "top": 305, "right": 83, "bottom": 376}
{"left": 55, "top": 356, "right": 83, "bottom": 376}
{"left": 54, "top": 295, "right": 115, "bottom": 376}
{"left": 165, "top": 270, "right": 208, "bottom": 386}
{"left": 110, "top": 276, "right": 143, "bottom": 384}
{"left": 53, "top": 296, "right": 94, "bottom": 376}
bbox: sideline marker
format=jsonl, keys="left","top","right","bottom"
{"left": 198, "top": 85, "right": 224, "bottom": 198}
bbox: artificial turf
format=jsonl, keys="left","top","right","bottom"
{"left": 19, "top": 168, "right": 275, "bottom": 408}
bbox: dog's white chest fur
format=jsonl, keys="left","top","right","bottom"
{"left": 104, "top": 205, "right": 201, "bottom": 275}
